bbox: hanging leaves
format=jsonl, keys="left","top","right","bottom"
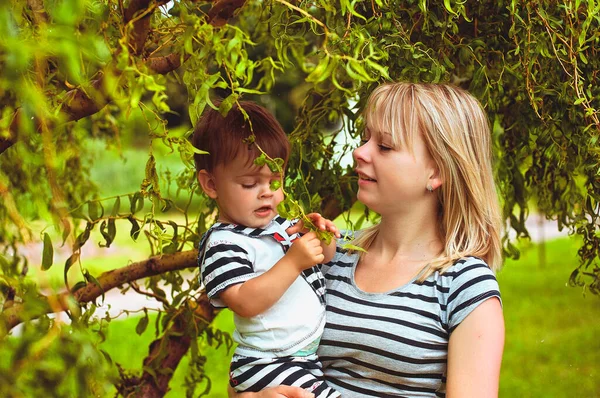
{"left": 41, "top": 233, "right": 54, "bottom": 270}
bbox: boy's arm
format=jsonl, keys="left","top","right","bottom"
{"left": 219, "top": 232, "right": 324, "bottom": 318}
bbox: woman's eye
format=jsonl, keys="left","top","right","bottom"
{"left": 359, "top": 138, "right": 369, "bottom": 145}
{"left": 378, "top": 144, "right": 392, "bottom": 152}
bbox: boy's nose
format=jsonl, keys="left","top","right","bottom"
{"left": 259, "top": 185, "right": 274, "bottom": 198}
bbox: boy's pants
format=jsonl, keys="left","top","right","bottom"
{"left": 230, "top": 353, "right": 340, "bottom": 398}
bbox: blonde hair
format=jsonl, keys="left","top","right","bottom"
{"left": 352, "top": 82, "right": 503, "bottom": 277}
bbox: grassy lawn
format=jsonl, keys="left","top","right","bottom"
{"left": 497, "top": 238, "right": 599, "bottom": 397}
{"left": 96, "top": 236, "right": 600, "bottom": 397}
{"left": 100, "top": 308, "right": 234, "bottom": 397}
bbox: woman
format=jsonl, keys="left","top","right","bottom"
{"left": 236, "top": 82, "right": 505, "bottom": 397}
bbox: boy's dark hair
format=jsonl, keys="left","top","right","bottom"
{"left": 191, "top": 101, "right": 290, "bottom": 173}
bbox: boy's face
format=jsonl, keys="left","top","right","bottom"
{"left": 201, "top": 154, "right": 284, "bottom": 228}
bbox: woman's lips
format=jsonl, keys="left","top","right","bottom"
{"left": 357, "top": 171, "right": 377, "bottom": 184}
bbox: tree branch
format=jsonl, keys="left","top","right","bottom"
{"left": 207, "top": 0, "right": 247, "bottom": 26}
{"left": 61, "top": 75, "right": 108, "bottom": 122}
{"left": 124, "top": 0, "right": 154, "bottom": 56}
{"left": 0, "top": 52, "right": 185, "bottom": 155}
{"left": 0, "top": 0, "right": 248, "bottom": 156}
{"left": 128, "top": 297, "right": 218, "bottom": 397}
{"left": 147, "top": 52, "right": 190, "bottom": 74}
{"left": 0, "top": 249, "right": 199, "bottom": 337}
{"left": 26, "top": 0, "right": 48, "bottom": 25}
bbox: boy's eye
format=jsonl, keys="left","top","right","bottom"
{"left": 241, "top": 183, "right": 256, "bottom": 189}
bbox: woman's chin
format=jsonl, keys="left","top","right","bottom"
{"left": 357, "top": 191, "right": 376, "bottom": 208}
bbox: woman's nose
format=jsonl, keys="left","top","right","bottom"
{"left": 353, "top": 142, "right": 369, "bottom": 163}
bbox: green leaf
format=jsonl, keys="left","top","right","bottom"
{"left": 346, "top": 59, "right": 375, "bottom": 82}
{"left": 161, "top": 199, "right": 173, "bottom": 213}
{"left": 277, "top": 198, "right": 301, "bottom": 219}
{"left": 130, "top": 192, "right": 144, "bottom": 214}
{"left": 99, "top": 219, "right": 117, "bottom": 248}
{"left": 235, "top": 87, "right": 265, "bottom": 95}
{"left": 70, "top": 281, "right": 88, "bottom": 294}
{"left": 219, "top": 93, "right": 239, "bottom": 116}
{"left": 267, "top": 157, "right": 284, "bottom": 173}
{"left": 341, "top": 243, "right": 367, "bottom": 253}
{"left": 162, "top": 241, "right": 178, "bottom": 254}
{"left": 254, "top": 153, "right": 267, "bottom": 167}
{"left": 136, "top": 311, "right": 149, "bottom": 335}
{"left": 128, "top": 216, "right": 141, "bottom": 241}
{"left": 306, "top": 56, "right": 331, "bottom": 83}
{"left": 64, "top": 252, "right": 80, "bottom": 288}
{"left": 41, "top": 232, "right": 54, "bottom": 270}
{"left": 365, "top": 59, "right": 391, "bottom": 80}
{"left": 316, "top": 229, "right": 333, "bottom": 245}
{"left": 111, "top": 197, "right": 121, "bottom": 217}
{"left": 99, "top": 349, "right": 113, "bottom": 366}
{"left": 85, "top": 270, "right": 105, "bottom": 303}
{"left": 270, "top": 179, "right": 281, "bottom": 191}
{"left": 71, "top": 206, "right": 90, "bottom": 221}
{"left": 61, "top": 220, "right": 71, "bottom": 246}
{"left": 74, "top": 223, "right": 93, "bottom": 251}
{"left": 443, "top": 0, "right": 459, "bottom": 17}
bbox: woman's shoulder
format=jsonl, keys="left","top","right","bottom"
{"left": 442, "top": 256, "right": 496, "bottom": 280}
{"left": 320, "top": 237, "right": 359, "bottom": 275}
{"left": 439, "top": 256, "right": 502, "bottom": 330}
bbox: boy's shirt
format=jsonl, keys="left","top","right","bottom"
{"left": 198, "top": 215, "right": 326, "bottom": 358}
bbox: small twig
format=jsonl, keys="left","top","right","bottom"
{"left": 129, "top": 281, "right": 170, "bottom": 307}
{"left": 273, "top": 0, "right": 330, "bottom": 51}
{"left": 343, "top": 12, "right": 351, "bottom": 38}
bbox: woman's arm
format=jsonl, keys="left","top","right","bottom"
{"left": 446, "top": 297, "right": 504, "bottom": 398}
{"left": 228, "top": 385, "right": 314, "bottom": 398}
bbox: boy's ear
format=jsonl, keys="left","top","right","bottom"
{"left": 197, "top": 170, "right": 218, "bottom": 199}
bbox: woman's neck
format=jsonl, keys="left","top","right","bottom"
{"left": 373, "top": 206, "right": 443, "bottom": 263}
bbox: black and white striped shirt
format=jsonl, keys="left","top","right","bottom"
{"left": 198, "top": 216, "right": 327, "bottom": 357}
{"left": 318, "top": 248, "right": 501, "bottom": 397}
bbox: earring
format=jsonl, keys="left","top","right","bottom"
{"left": 426, "top": 184, "right": 433, "bottom": 192}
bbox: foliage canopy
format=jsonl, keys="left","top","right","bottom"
{"left": 1, "top": 0, "right": 599, "bottom": 395}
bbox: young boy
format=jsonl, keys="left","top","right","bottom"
{"left": 192, "top": 101, "right": 340, "bottom": 398}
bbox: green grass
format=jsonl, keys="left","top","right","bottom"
{"left": 497, "top": 238, "right": 600, "bottom": 397}
{"left": 100, "top": 309, "right": 234, "bottom": 397}
{"left": 96, "top": 236, "right": 600, "bottom": 397}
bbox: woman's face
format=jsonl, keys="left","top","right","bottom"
{"left": 353, "top": 128, "right": 436, "bottom": 215}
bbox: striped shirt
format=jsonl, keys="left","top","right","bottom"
{"left": 318, "top": 248, "right": 501, "bottom": 397}
{"left": 198, "top": 216, "right": 327, "bottom": 358}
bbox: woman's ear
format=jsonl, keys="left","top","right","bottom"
{"left": 197, "top": 170, "right": 218, "bottom": 199}
{"left": 428, "top": 165, "right": 443, "bottom": 191}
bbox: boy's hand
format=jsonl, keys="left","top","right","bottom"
{"left": 286, "top": 213, "right": 341, "bottom": 238}
{"left": 286, "top": 231, "right": 324, "bottom": 271}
